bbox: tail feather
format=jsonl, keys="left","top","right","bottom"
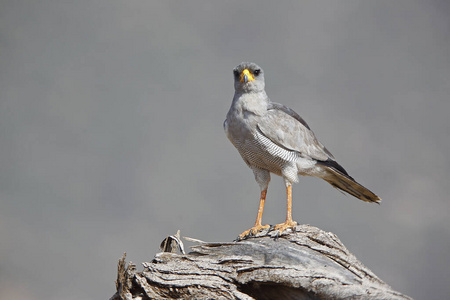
{"left": 322, "top": 166, "right": 381, "bottom": 203}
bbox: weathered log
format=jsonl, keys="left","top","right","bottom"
{"left": 110, "top": 224, "right": 411, "bottom": 300}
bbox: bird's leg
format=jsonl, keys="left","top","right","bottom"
{"left": 254, "top": 189, "right": 269, "bottom": 227}
{"left": 239, "top": 189, "right": 270, "bottom": 239}
{"left": 274, "top": 185, "right": 297, "bottom": 234}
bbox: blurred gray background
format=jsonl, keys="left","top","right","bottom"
{"left": 1, "top": 1, "right": 449, "bottom": 299}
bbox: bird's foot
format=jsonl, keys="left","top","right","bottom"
{"left": 274, "top": 220, "right": 297, "bottom": 235}
{"left": 238, "top": 224, "right": 271, "bottom": 240}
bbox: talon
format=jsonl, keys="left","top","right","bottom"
{"left": 274, "top": 220, "right": 297, "bottom": 235}
{"left": 239, "top": 224, "right": 270, "bottom": 239}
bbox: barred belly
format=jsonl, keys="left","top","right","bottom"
{"left": 237, "top": 130, "right": 301, "bottom": 176}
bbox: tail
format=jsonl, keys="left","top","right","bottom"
{"left": 317, "top": 160, "right": 381, "bottom": 203}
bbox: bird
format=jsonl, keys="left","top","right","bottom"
{"left": 224, "top": 62, "right": 381, "bottom": 239}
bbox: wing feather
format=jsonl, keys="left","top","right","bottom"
{"left": 257, "top": 102, "right": 333, "bottom": 161}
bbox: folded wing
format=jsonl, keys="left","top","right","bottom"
{"left": 258, "top": 102, "right": 333, "bottom": 162}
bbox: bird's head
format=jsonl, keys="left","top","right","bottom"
{"left": 233, "top": 62, "right": 265, "bottom": 93}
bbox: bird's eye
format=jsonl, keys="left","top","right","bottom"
{"left": 254, "top": 69, "right": 261, "bottom": 76}
{"left": 233, "top": 70, "right": 239, "bottom": 77}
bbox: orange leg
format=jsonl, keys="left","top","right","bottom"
{"left": 274, "top": 185, "right": 297, "bottom": 234}
{"left": 239, "top": 189, "right": 270, "bottom": 239}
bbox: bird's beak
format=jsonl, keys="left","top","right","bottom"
{"left": 240, "top": 69, "right": 255, "bottom": 83}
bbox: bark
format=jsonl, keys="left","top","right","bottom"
{"left": 110, "top": 224, "right": 412, "bottom": 300}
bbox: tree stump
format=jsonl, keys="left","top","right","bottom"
{"left": 110, "top": 224, "right": 412, "bottom": 300}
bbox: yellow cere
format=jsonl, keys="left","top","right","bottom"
{"left": 240, "top": 69, "right": 255, "bottom": 83}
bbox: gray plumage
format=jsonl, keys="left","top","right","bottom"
{"left": 224, "top": 62, "right": 380, "bottom": 203}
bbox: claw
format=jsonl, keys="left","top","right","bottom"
{"left": 274, "top": 220, "right": 297, "bottom": 235}
{"left": 239, "top": 224, "right": 270, "bottom": 239}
